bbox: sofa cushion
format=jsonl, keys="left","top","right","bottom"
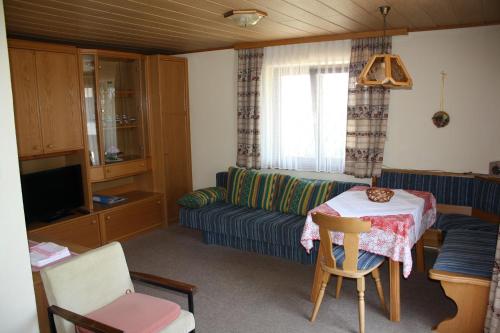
{"left": 238, "top": 169, "right": 259, "bottom": 207}
{"left": 275, "top": 175, "right": 300, "bottom": 213}
{"left": 177, "top": 187, "right": 226, "bottom": 208}
{"left": 432, "top": 229, "right": 497, "bottom": 278}
{"left": 226, "top": 167, "right": 247, "bottom": 205}
{"left": 434, "top": 213, "right": 499, "bottom": 233}
{"left": 251, "top": 172, "right": 280, "bottom": 211}
{"left": 179, "top": 202, "right": 306, "bottom": 247}
{"left": 473, "top": 177, "right": 500, "bottom": 216}
{"left": 287, "top": 179, "right": 335, "bottom": 216}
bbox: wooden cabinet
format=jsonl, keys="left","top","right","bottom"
{"left": 8, "top": 41, "right": 83, "bottom": 157}
{"left": 99, "top": 193, "right": 164, "bottom": 242}
{"left": 28, "top": 214, "right": 101, "bottom": 249}
{"left": 148, "top": 56, "right": 192, "bottom": 224}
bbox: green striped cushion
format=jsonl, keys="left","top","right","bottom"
{"left": 251, "top": 173, "right": 280, "bottom": 211}
{"left": 287, "top": 179, "right": 335, "bottom": 216}
{"left": 177, "top": 187, "right": 227, "bottom": 208}
{"left": 275, "top": 175, "right": 300, "bottom": 213}
{"left": 238, "top": 169, "right": 259, "bottom": 207}
{"left": 227, "top": 167, "right": 247, "bottom": 205}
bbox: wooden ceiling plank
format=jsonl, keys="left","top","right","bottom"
{"left": 283, "top": 0, "right": 371, "bottom": 31}
{"left": 350, "top": 0, "right": 411, "bottom": 28}
{"left": 4, "top": 6, "right": 217, "bottom": 48}
{"left": 6, "top": 19, "right": 192, "bottom": 51}
{"left": 8, "top": 0, "right": 256, "bottom": 42}
{"left": 315, "top": 0, "right": 381, "bottom": 29}
{"left": 244, "top": 0, "right": 347, "bottom": 33}
{"left": 149, "top": 0, "right": 311, "bottom": 38}
{"left": 450, "top": 0, "right": 484, "bottom": 24}
{"left": 385, "top": 0, "right": 436, "bottom": 27}
{"left": 5, "top": 13, "right": 213, "bottom": 51}
{"left": 482, "top": 0, "right": 500, "bottom": 23}
{"left": 414, "top": 0, "right": 458, "bottom": 27}
{"left": 7, "top": 23, "right": 186, "bottom": 53}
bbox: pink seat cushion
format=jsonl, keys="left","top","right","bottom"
{"left": 77, "top": 292, "right": 181, "bottom": 333}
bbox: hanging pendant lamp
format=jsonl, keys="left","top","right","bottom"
{"left": 357, "top": 6, "right": 413, "bottom": 89}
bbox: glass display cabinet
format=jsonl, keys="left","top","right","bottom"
{"left": 81, "top": 51, "right": 147, "bottom": 180}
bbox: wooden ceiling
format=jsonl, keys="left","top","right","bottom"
{"left": 4, "top": 0, "right": 500, "bottom": 54}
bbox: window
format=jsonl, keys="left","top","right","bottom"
{"left": 261, "top": 40, "right": 351, "bottom": 173}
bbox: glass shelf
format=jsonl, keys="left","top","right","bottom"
{"left": 81, "top": 52, "right": 145, "bottom": 167}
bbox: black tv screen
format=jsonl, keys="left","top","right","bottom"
{"left": 21, "top": 165, "right": 84, "bottom": 223}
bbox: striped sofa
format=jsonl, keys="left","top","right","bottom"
{"left": 180, "top": 168, "right": 366, "bottom": 264}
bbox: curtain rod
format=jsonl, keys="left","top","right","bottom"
{"left": 233, "top": 28, "right": 408, "bottom": 50}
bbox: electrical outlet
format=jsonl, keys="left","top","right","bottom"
{"left": 490, "top": 161, "right": 500, "bottom": 177}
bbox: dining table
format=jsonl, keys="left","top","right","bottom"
{"left": 301, "top": 185, "right": 437, "bottom": 322}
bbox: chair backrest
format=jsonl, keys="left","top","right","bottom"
{"left": 312, "top": 212, "right": 371, "bottom": 273}
{"left": 41, "top": 242, "right": 134, "bottom": 333}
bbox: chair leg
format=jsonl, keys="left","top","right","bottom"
{"left": 336, "top": 276, "right": 343, "bottom": 299}
{"left": 310, "top": 271, "right": 330, "bottom": 322}
{"left": 357, "top": 277, "right": 366, "bottom": 333}
{"left": 371, "top": 268, "right": 387, "bottom": 312}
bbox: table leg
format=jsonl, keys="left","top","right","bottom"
{"left": 389, "top": 259, "right": 400, "bottom": 322}
{"left": 416, "top": 238, "right": 425, "bottom": 273}
{"left": 310, "top": 247, "right": 324, "bottom": 303}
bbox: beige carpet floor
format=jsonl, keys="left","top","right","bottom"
{"left": 122, "top": 225, "right": 455, "bottom": 333}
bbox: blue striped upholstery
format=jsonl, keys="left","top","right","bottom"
{"left": 329, "top": 181, "right": 367, "bottom": 199}
{"left": 179, "top": 202, "right": 306, "bottom": 247}
{"left": 434, "top": 213, "right": 499, "bottom": 233}
{"left": 473, "top": 177, "right": 500, "bottom": 216}
{"left": 433, "top": 229, "right": 497, "bottom": 278}
{"left": 377, "top": 171, "right": 474, "bottom": 206}
{"left": 203, "top": 231, "right": 319, "bottom": 264}
{"left": 332, "top": 247, "right": 385, "bottom": 270}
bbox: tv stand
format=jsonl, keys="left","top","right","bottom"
{"left": 27, "top": 191, "right": 164, "bottom": 249}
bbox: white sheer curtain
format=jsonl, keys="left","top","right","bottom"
{"left": 261, "top": 40, "right": 351, "bottom": 173}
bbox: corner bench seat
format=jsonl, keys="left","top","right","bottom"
{"left": 429, "top": 229, "right": 497, "bottom": 333}
{"left": 433, "top": 212, "right": 499, "bottom": 234}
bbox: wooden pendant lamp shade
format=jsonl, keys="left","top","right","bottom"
{"left": 357, "top": 6, "right": 413, "bottom": 89}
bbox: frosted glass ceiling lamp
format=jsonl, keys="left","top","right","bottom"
{"left": 224, "top": 9, "right": 267, "bottom": 27}
{"left": 357, "top": 6, "right": 413, "bottom": 89}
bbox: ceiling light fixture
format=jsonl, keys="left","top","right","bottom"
{"left": 357, "top": 6, "right": 413, "bottom": 89}
{"left": 224, "top": 9, "right": 267, "bottom": 27}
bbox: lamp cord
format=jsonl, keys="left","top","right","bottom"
{"left": 440, "top": 71, "right": 447, "bottom": 111}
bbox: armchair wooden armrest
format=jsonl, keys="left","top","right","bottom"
{"left": 129, "top": 271, "right": 197, "bottom": 313}
{"left": 48, "top": 305, "right": 123, "bottom": 333}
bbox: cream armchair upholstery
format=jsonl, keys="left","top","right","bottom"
{"left": 41, "top": 242, "right": 196, "bottom": 333}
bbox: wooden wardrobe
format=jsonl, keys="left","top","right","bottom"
{"left": 147, "top": 55, "right": 193, "bottom": 224}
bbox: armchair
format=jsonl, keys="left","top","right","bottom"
{"left": 41, "top": 242, "right": 196, "bottom": 333}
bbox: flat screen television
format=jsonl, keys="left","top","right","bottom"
{"left": 21, "top": 164, "right": 84, "bottom": 224}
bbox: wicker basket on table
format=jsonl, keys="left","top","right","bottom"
{"left": 366, "top": 187, "right": 395, "bottom": 203}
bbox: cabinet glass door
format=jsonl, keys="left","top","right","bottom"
{"left": 98, "top": 57, "right": 145, "bottom": 164}
{"left": 82, "top": 54, "right": 101, "bottom": 166}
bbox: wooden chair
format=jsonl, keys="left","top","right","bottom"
{"left": 310, "top": 212, "right": 387, "bottom": 333}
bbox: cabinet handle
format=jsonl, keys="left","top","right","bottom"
{"left": 106, "top": 216, "right": 111, "bottom": 221}
{"left": 47, "top": 144, "right": 54, "bottom": 149}
{"left": 91, "top": 220, "right": 97, "bottom": 225}
{"left": 157, "top": 200, "right": 161, "bottom": 204}
{"left": 32, "top": 145, "right": 38, "bottom": 150}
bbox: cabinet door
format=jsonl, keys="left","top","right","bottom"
{"left": 36, "top": 51, "right": 83, "bottom": 153}
{"left": 159, "top": 59, "right": 192, "bottom": 224}
{"left": 9, "top": 48, "right": 43, "bottom": 156}
{"left": 28, "top": 215, "right": 101, "bottom": 248}
{"left": 101, "top": 196, "right": 163, "bottom": 242}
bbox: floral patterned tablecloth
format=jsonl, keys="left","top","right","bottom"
{"left": 300, "top": 186, "right": 437, "bottom": 278}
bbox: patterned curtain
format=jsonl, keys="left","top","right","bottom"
{"left": 485, "top": 231, "right": 500, "bottom": 332}
{"left": 237, "top": 48, "right": 263, "bottom": 169}
{"left": 344, "top": 37, "right": 391, "bottom": 178}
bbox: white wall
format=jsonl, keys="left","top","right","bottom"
{"left": 386, "top": 25, "right": 500, "bottom": 173}
{"left": 0, "top": 1, "right": 39, "bottom": 331}
{"left": 184, "top": 25, "right": 500, "bottom": 188}
{"left": 182, "top": 50, "right": 238, "bottom": 189}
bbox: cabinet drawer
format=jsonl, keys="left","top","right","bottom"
{"left": 101, "top": 196, "right": 163, "bottom": 242}
{"left": 28, "top": 215, "right": 101, "bottom": 248}
{"left": 104, "top": 159, "right": 147, "bottom": 179}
